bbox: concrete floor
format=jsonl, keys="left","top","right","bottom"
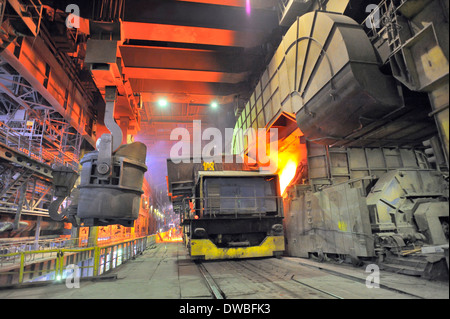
{"left": 0, "top": 242, "right": 208, "bottom": 299}
{"left": 0, "top": 242, "right": 448, "bottom": 299}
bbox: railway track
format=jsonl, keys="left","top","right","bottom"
{"left": 196, "top": 258, "right": 343, "bottom": 299}
{"left": 291, "top": 259, "right": 426, "bottom": 299}
{"left": 196, "top": 261, "right": 226, "bottom": 299}
{"left": 196, "top": 257, "right": 426, "bottom": 299}
{"left": 236, "top": 259, "right": 343, "bottom": 299}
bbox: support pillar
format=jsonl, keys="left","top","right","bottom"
{"left": 34, "top": 216, "right": 42, "bottom": 250}
{"left": 70, "top": 225, "right": 80, "bottom": 247}
{"left": 88, "top": 226, "right": 99, "bottom": 247}
{"left": 13, "top": 182, "right": 28, "bottom": 230}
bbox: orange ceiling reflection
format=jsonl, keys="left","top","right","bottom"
{"left": 123, "top": 22, "right": 263, "bottom": 48}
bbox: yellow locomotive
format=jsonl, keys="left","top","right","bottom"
{"left": 167, "top": 158, "right": 285, "bottom": 260}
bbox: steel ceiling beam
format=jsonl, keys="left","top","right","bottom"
{"left": 119, "top": 45, "right": 259, "bottom": 73}
{"left": 140, "top": 92, "right": 234, "bottom": 105}
{"left": 122, "top": 22, "right": 265, "bottom": 48}
{"left": 125, "top": 67, "right": 249, "bottom": 84}
{"left": 122, "top": 0, "right": 279, "bottom": 31}
{"left": 130, "top": 79, "right": 247, "bottom": 104}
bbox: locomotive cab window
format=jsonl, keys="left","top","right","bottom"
{"left": 202, "top": 176, "right": 279, "bottom": 217}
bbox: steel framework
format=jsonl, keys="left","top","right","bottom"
{"left": 0, "top": 65, "right": 83, "bottom": 170}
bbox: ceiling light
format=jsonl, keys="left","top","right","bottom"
{"left": 157, "top": 98, "right": 168, "bottom": 108}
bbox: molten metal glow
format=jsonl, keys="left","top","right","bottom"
{"left": 246, "top": 0, "right": 251, "bottom": 15}
{"left": 242, "top": 124, "right": 306, "bottom": 195}
{"left": 156, "top": 228, "right": 183, "bottom": 243}
{"left": 279, "top": 159, "right": 298, "bottom": 195}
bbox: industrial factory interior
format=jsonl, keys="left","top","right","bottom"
{"left": 0, "top": 0, "right": 449, "bottom": 306}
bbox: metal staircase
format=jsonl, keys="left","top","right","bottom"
{"left": 0, "top": 168, "right": 32, "bottom": 203}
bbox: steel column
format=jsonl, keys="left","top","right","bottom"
{"left": 13, "top": 181, "right": 28, "bottom": 230}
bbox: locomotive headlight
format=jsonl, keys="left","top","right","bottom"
{"left": 271, "top": 224, "right": 283, "bottom": 234}
{"left": 194, "top": 228, "right": 207, "bottom": 238}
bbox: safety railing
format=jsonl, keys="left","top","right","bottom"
{"left": 0, "top": 233, "right": 149, "bottom": 267}
{"left": 0, "top": 237, "right": 80, "bottom": 255}
{"left": 0, "top": 236, "right": 96, "bottom": 265}
{"left": 0, "top": 235, "right": 156, "bottom": 287}
{"left": 362, "top": 0, "right": 406, "bottom": 41}
{"left": 0, "top": 117, "right": 81, "bottom": 171}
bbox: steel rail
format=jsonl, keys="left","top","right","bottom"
{"left": 293, "top": 260, "right": 426, "bottom": 300}
{"left": 238, "top": 259, "right": 343, "bottom": 299}
{"left": 196, "top": 261, "right": 226, "bottom": 299}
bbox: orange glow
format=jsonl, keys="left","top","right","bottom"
{"left": 78, "top": 226, "right": 89, "bottom": 247}
{"left": 97, "top": 225, "right": 134, "bottom": 245}
{"left": 122, "top": 22, "right": 263, "bottom": 48}
{"left": 126, "top": 67, "right": 247, "bottom": 84}
{"left": 156, "top": 228, "right": 183, "bottom": 243}
{"left": 246, "top": 125, "right": 307, "bottom": 195}
{"left": 275, "top": 128, "right": 307, "bottom": 195}
{"left": 279, "top": 159, "right": 298, "bottom": 195}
